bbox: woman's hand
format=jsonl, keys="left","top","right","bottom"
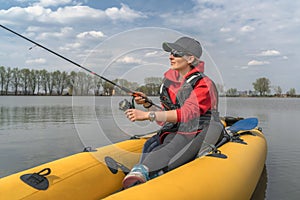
{"left": 133, "top": 92, "right": 151, "bottom": 107}
{"left": 125, "top": 109, "right": 149, "bottom": 122}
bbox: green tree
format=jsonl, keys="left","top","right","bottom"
{"left": 144, "top": 77, "right": 163, "bottom": 85}
{"left": 40, "top": 69, "right": 49, "bottom": 95}
{"left": 143, "top": 77, "right": 162, "bottom": 96}
{"left": 0, "top": 66, "right": 6, "bottom": 94}
{"left": 273, "top": 86, "right": 282, "bottom": 97}
{"left": 93, "top": 76, "right": 102, "bottom": 96}
{"left": 287, "top": 88, "right": 296, "bottom": 97}
{"left": 145, "top": 83, "right": 159, "bottom": 96}
{"left": 60, "top": 71, "right": 68, "bottom": 95}
{"left": 215, "top": 83, "right": 225, "bottom": 96}
{"left": 11, "top": 68, "right": 21, "bottom": 95}
{"left": 113, "top": 78, "right": 139, "bottom": 95}
{"left": 138, "top": 85, "right": 148, "bottom": 94}
{"left": 52, "top": 70, "right": 61, "bottom": 95}
{"left": 85, "top": 74, "right": 94, "bottom": 95}
{"left": 102, "top": 80, "right": 115, "bottom": 96}
{"left": 226, "top": 88, "right": 238, "bottom": 96}
{"left": 73, "top": 72, "right": 83, "bottom": 95}
{"left": 69, "top": 72, "right": 94, "bottom": 95}
{"left": 252, "top": 77, "right": 271, "bottom": 96}
{"left": 29, "top": 69, "right": 38, "bottom": 95}
{"left": 36, "top": 70, "right": 42, "bottom": 95}
{"left": 47, "top": 71, "right": 57, "bottom": 95}
{"left": 114, "top": 79, "right": 129, "bottom": 95}
{"left": 20, "top": 68, "right": 31, "bottom": 95}
{"left": 4, "top": 67, "right": 12, "bottom": 95}
{"left": 67, "top": 71, "right": 77, "bottom": 95}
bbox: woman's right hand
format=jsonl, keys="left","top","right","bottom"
{"left": 133, "top": 91, "right": 148, "bottom": 105}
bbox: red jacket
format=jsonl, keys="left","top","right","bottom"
{"left": 163, "top": 61, "right": 217, "bottom": 123}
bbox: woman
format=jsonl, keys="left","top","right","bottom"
{"left": 123, "top": 36, "right": 221, "bottom": 188}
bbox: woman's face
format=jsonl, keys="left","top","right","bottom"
{"left": 169, "top": 53, "right": 192, "bottom": 73}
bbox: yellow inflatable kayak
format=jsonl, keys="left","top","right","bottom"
{"left": 0, "top": 118, "right": 267, "bottom": 200}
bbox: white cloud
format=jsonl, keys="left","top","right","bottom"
{"left": 240, "top": 25, "right": 255, "bottom": 33}
{"left": 76, "top": 31, "right": 105, "bottom": 39}
{"left": 59, "top": 42, "right": 81, "bottom": 51}
{"left": 225, "top": 37, "right": 236, "bottom": 43}
{"left": 34, "top": 0, "right": 72, "bottom": 7}
{"left": 26, "top": 26, "right": 42, "bottom": 32}
{"left": 105, "top": 3, "right": 146, "bottom": 21}
{"left": 35, "top": 27, "right": 73, "bottom": 40}
{"left": 145, "top": 51, "right": 160, "bottom": 57}
{"left": 220, "top": 27, "right": 231, "bottom": 32}
{"left": 116, "top": 56, "right": 143, "bottom": 64}
{"left": 259, "top": 50, "right": 281, "bottom": 56}
{"left": 25, "top": 58, "right": 46, "bottom": 64}
{"left": 0, "top": 4, "right": 145, "bottom": 25}
{"left": 0, "top": 5, "right": 51, "bottom": 22}
{"left": 248, "top": 60, "right": 270, "bottom": 66}
{"left": 47, "top": 5, "right": 106, "bottom": 23}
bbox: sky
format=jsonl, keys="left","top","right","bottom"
{"left": 0, "top": 0, "right": 299, "bottom": 93}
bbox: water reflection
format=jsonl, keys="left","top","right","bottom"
{"left": 0, "top": 106, "right": 74, "bottom": 130}
{"left": 251, "top": 165, "right": 268, "bottom": 200}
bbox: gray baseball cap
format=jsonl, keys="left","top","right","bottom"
{"left": 162, "top": 36, "right": 202, "bottom": 58}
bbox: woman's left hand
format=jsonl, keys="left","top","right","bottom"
{"left": 125, "top": 109, "right": 148, "bottom": 122}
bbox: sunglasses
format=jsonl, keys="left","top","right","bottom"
{"left": 170, "top": 49, "right": 186, "bottom": 57}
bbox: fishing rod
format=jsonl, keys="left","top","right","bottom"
{"left": 0, "top": 24, "right": 161, "bottom": 109}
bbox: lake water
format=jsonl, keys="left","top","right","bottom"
{"left": 0, "top": 96, "right": 300, "bottom": 199}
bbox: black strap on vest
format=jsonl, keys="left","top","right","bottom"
{"left": 160, "top": 72, "right": 207, "bottom": 111}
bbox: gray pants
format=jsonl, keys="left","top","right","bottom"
{"left": 140, "top": 132, "right": 205, "bottom": 175}
{"left": 139, "top": 120, "right": 223, "bottom": 176}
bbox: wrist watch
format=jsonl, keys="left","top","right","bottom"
{"left": 148, "top": 112, "right": 156, "bottom": 122}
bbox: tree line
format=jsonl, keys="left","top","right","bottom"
{"left": 0, "top": 66, "right": 162, "bottom": 96}
{"left": 1, "top": 66, "right": 297, "bottom": 97}
{"left": 225, "top": 77, "right": 297, "bottom": 97}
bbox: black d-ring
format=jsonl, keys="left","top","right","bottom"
{"left": 37, "top": 168, "right": 51, "bottom": 176}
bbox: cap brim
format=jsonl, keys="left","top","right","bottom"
{"left": 162, "top": 42, "right": 187, "bottom": 53}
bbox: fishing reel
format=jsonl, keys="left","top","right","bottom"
{"left": 119, "top": 96, "right": 157, "bottom": 111}
{"left": 119, "top": 98, "right": 135, "bottom": 111}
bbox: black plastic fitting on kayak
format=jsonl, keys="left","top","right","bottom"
{"left": 83, "top": 147, "right": 97, "bottom": 152}
{"left": 20, "top": 168, "right": 51, "bottom": 190}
